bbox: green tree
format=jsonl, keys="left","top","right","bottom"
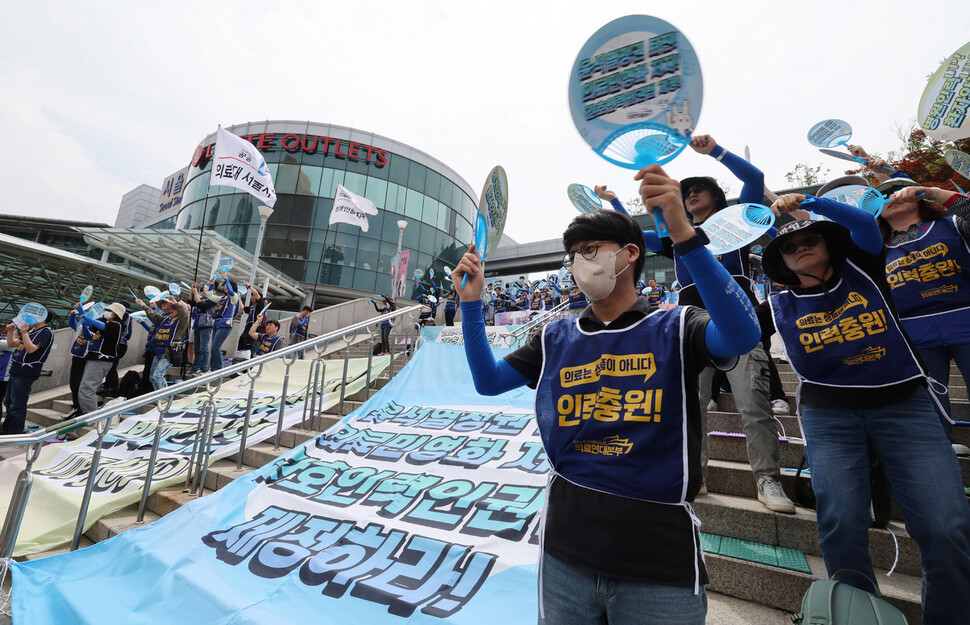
{"left": 784, "top": 163, "right": 830, "bottom": 187}
{"left": 845, "top": 124, "right": 970, "bottom": 191}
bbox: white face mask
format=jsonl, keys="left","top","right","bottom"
{"left": 571, "top": 246, "right": 631, "bottom": 302}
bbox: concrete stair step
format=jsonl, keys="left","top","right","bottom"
{"left": 705, "top": 590, "right": 792, "bottom": 625}
{"left": 693, "top": 491, "right": 921, "bottom": 578}
{"left": 705, "top": 552, "right": 923, "bottom": 623}
{"left": 708, "top": 431, "right": 804, "bottom": 469}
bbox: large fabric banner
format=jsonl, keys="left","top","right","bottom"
{"left": 420, "top": 325, "right": 519, "bottom": 349}
{"left": 210, "top": 126, "right": 278, "bottom": 206}
{"left": 11, "top": 343, "right": 544, "bottom": 624}
{"left": 0, "top": 356, "right": 391, "bottom": 557}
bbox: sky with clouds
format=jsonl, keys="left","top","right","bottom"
{"left": 2, "top": 0, "right": 968, "bottom": 244}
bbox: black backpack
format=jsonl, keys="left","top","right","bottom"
{"left": 118, "top": 370, "right": 143, "bottom": 399}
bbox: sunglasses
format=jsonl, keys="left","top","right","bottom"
{"left": 686, "top": 185, "right": 708, "bottom": 196}
{"left": 780, "top": 233, "right": 823, "bottom": 256}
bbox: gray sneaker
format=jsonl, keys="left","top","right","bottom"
{"left": 757, "top": 476, "right": 795, "bottom": 514}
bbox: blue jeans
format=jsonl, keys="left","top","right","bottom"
{"left": 210, "top": 326, "right": 232, "bottom": 371}
{"left": 917, "top": 341, "right": 970, "bottom": 432}
{"left": 193, "top": 326, "right": 212, "bottom": 373}
{"left": 149, "top": 354, "right": 171, "bottom": 390}
{"left": 802, "top": 387, "right": 970, "bottom": 625}
{"left": 539, "top": 553, "right": 706, "bottom": 625}
{"left": 2, "top": 375, "right": 36, "bottom": 435}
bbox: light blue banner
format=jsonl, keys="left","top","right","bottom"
{"left": 11, "top": 343, "right": 544, "bottom": 625}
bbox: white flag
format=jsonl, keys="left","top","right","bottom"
{"left": 210, "top": 127, "right": 277, "bottom": 207}
{"left": 329, "top": 183, "right": 378, "bottom": 232}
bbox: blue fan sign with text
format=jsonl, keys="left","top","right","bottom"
{"left": 17, "top": 303, "right": 47, "bottom": 326}
{"left": 701, "top": 204, "right": 776, "bottom": 255}
{"left": 479, "top": 166, "right": 509, "bottom": 255}
{"left": 806, "top": 119, "right": 852, "bottom": 148}
{"left": 568, "top": 14, "right": 703, "bottom": 169}
{"left": 218, "top": 256, "right": 235, "bottom": 273}
{"left": 919, "top": 41, "right": 970, "bottom": 141}
{"left": 946, "top": 149, "right": 970, "bottom": 177}
{"left": 567, "top": 184, "right": 603, "bottom": 213}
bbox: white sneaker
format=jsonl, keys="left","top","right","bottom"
{"left": 771, "top": 399, "right": 790, "bottom": 415}
{"left": 757, "top": 476, "right": 795, "bottom": 514}
{"left": 707, "top": 399, "right": 717, "bottom": 411}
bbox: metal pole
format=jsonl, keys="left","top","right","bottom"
{"left": 301, "top": 358, "right": 316, "bottom": 429}
{"left": 364, "top": 328, "right": 376, "bottom": 400}
{"left": 236, "top": 365, "right": 262, "bottom": 471}
{"left": 394, "top": 221, "right": 407, "bottom": 297}
{"left": 245, "top": 208, "right": 272, "bottom": 307}
{"left": 0, "top": 442, "right": 44, "bottom": 558}
{"left": 136, "top": 396, "right": 174, "bottom": 523}
{"left": 274, "top": 354, "right": 296, "bottom": 450}
{"left": 195, "top": 398, "right": 221, "bottom": 495}
{"left": 71, "top": 419, "right": 111, "bottom": 551}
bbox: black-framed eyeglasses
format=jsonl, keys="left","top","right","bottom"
{"left": 780, "top": 233, "right": 823, "bottom": 255}
{"left": 564, "top": 241, "right": 606, "bottom": 265}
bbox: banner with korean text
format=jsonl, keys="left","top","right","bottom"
{"left": 0, "top": 356, "right": 390, "bottom": 557}
{"left": 11, "top": 343, "right": 544, "bottom": 624}
{"left": 210, "top": 126, "right": 278, "bottom": 206}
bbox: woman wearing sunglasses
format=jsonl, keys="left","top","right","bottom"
{"left": 761, "top": 193, "right": 970, "bottom": 625}
{"left": 876, "top": 178, "right": 970, "bottom": 429}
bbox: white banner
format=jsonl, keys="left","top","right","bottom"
{"left": 210, "top": 127, "right": 277, "bottom": 207}
{"left": 330, "top": 183, "right": 377, "bottom": 232}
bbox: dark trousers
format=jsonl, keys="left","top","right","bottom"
{"left": 762, "top": 338, "right": 786, "bottom": 402}
{"left": 2, "top": 375, "right": 36, "bottom": 435}
{"left": 101, "top": 343, "right": 128, "bottom": 395}
{"left": 139, "top": 352, "right": 155, "bottom": 395}
{"left": 445, "top": 309, "right": 456, "bottom": 326}
{"left": 70, "top": 357, "right": 86, "bottom": 410}
{"left": 380, "top": 326, "right": 391, "bottom": 353}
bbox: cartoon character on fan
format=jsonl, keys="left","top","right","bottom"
{"left": 666, "top": 99, "right": 693, "bottom": 137}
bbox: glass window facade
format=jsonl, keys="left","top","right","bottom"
{"left": 169, "top": 122, "right": 477, "bottom": 300}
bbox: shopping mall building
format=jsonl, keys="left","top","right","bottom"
{"left": 146, "top": 120, "right": 484, "bottom": 303}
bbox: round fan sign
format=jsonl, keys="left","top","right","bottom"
{"left": 946, "top": 149, "right": 970, "bottom": 178}
{"left": 567, "top": 184, "right": 603, "bottom": 213}
{"left": 806, "top": 119, "right": 852, "bottom": 148}
{"left": 568, "top": 15, "right": 703, "bottom": 169}
{"left": 479, "top": 165, "right": 509, "bottom": 254}
{"left": 918, "top": 41, "right": 970, "bottom": 141}
{"left": 18, "top": 303, "right": 48, "bottom": 326}
{"left": 218, "top": 256, "right": 235, "bottom": 273}
{"left": 701, "top": 204, "right": 777, "bottom": 255}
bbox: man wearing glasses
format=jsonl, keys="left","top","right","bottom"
{"left": 451, "top": 164, "right": 762, "bottom": 625}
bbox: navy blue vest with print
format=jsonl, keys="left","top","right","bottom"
{"left": 254, "top": 334, "right": 284, "bottom": 356}
{"left": 10, "top": 327, "right": 53, "bottom": 377}
{"left": 647, "top": 286, "right": 665, "bottom": 306}
{"left": 769, "top": 259, "right": 925, "bottom": 388}
{"left": 86, "top": 321, "right": 120, "bottom": 359}
{"left": 536, "top": 309, "right": 688, "bottom": 503}
{"left": 885, "top": 216, "right": 970, "bottom": 348}
{"left": 151, "top": 316, "right": 179, "bottom": 355}
{"left": 568, "top": 285, "right": 587, "bottom": 310}
{"left": 294, "top": 316, "right": 309, "bottom": 338}
{"left": 675, "top": 247, "right": 747, "bottom": 292}
{"left": 212, "top": 296, "right": 237, "bottom": 330}
{"left": 70, "top": 326, "right": 89, "bottom": 358}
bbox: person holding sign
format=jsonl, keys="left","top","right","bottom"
{"left": 206, "top": 275, "right": 240, "bottom": 371}
{"left": 76, "top": 303, "right": 125, "bottom": 416}
{"left": 762, "top": 193, "right": 970, "bottom": 625}
{"left": 452, "top": 164, "right": 762, "bottom": 625}
{"left": 136, "top": 296, "right": 189, "bottom": 390}
{"left": 288, "top": 305, "right": 312, "bottom": 357}
{"left": 238, "top": 285, "right": 269, "bottom": 358}
{"left": 249, "top": 313, "right": 284, "bottom": 356}
{"left": 371, "top": 296, "right": 396, "bottom": 354}
{"left": 876, "top": 178, "right": 970, "bottom": 429}
{"left": 642, "top": 133, "right": 795, "bottom": 512}
{"left": 2, "top": 310, "right": 53, "bottom": 434}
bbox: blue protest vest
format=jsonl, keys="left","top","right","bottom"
{"left": 530, "top": 296, "right": 542, "bottom": 310}
{"left": 885, "top": 217, "right": 970, "bottom": 348}
{"left": 211, "top": 296, "right": 237, "bottom": 330}
{"left": 10, "top": 326, "right": 53, "bottom": 377}
{"left": 568, "top": 285, "right": 587, "bottom": 310}
{"left": 675, "top": 247, "right": 746, "bottom": 292}
{"left": 647, "top": 286, "right": 665, "bottom": 306}
{"left": 769, "top": 259, "right": 925, "bottom": 388}
{"left": 70, "top": 327, "right": 89, "bottom": 358}
{"left": 86, "top": 321, "right": 121, "bottom": 360}
{"left": 535, "top": 309, "right": 689, "bottom": 503}
{"left": 254, "top": 334, "right": 284, "bottom": 356}
{"left": 294, "top": 316, "right": 309, "bottom": 339}
{"left": 151, "top": 316, "right": 179, "bottom": 355}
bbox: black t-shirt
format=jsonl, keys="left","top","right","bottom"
{"left": 759, "top": 244, "right": 925, "bottom": 408}
{"left": 658, "top": 238, "right": 760, "bottom": 309}
{"left": 504, "top": 298, "right": 713, "bottom": 588}
{"left": 85, "top": 319, "right": 122, "bottom": 361}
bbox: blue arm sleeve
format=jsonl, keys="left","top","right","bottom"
{"left": 711, "top": 146, "right": 765, "bottom": 205}
{"left": 806, "top": 197, "right": 883, "bottom": 255}
{"left": 68, "top": 315, "right": 79, "bottom": 330}
{"left": 460, "top": 301, "right": 529, "bottom": 395}
{"left": 609, "top": 197, "right": 629, "bottom": 216}
{"left": 136, "top": 318, "right": 153, "bottom": 332}
{"left": 679, "top": 241, "right": 761, "bottom": 358}
{"left": 81, "top": 315, "right": 106, "bottom": 331}
{"left": 223, "top": 279, "right": 235, "bottom": 298}
{"left": 642, "top": 229, "right": 662, "bottom": 253}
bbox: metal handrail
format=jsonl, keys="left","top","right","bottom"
{"left": 0, "top": 303, "right": 423, "bottom": 560}
{"left": 0, "top": 304, "right": 422, "bottom": 446}
{"left": 507, "top": 300, "right": 570, "bottom": 344}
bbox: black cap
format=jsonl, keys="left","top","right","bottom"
{"left": 680, "top": 176, "right": 728, "bottom": 214}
